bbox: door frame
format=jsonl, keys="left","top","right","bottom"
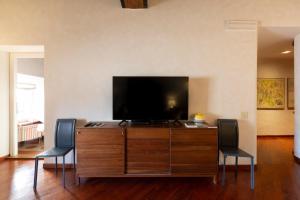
{"left": 9, "top": 52, "right": 44, "bottom": 156}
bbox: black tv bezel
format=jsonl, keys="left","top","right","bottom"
{"left": 112, "top": 76, "right": 189, "bottom": 121}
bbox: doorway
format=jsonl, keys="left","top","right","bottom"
{"left": 257, "top": 27, "right": 300, "bottom": 162}
{"left": 16, "top": 57, "right": 45, "bottom": 158}
{"left": 257, "top": 27, "right": 299, "bottom": 137}
{"left": 0, "top": 46, "right": 44, "bottom": 158}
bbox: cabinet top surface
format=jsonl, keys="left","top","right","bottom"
{"left": 77, "top": 122, "right": 217, "bottom": 130}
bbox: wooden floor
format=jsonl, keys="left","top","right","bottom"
{"left": 0, "top": 137, "right": 299, "bottom": 200}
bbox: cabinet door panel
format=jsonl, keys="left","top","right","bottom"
{"left": 171, "top": 129, "right": 218, "bottom": 176}
{"left": 127, "top": 128, "right": 170, "bottom": 174}
{"left": 76, "top": 128, "right": 124, "bottom": 177}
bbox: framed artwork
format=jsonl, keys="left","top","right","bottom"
{"left": 257, "top": 78, "right": 285, "bottom": 110}
{"left": 287, "top": 78, "right": 294, "bottom": 110}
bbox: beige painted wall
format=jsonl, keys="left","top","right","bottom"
{"left": 0, "top": 0, "right": 300, "bottom": 164}
{"left": 0, "top": 51, "right": 10, "bottom": 157}
{"left": 257, "top": 58, "right": 294, "bottom": 135}
{"left": 17, "top": 58, "right": 44, "bottom": 77}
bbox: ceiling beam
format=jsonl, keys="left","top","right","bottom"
{"left": 121, "top": 0, "right": 148, "bottom": 9}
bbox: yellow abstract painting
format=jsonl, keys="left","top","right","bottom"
{"left": 257, "top": 78, "right": 285, "bottom": 110}
{"left": 287, "top": 78, "right": 294, "bottom": 110}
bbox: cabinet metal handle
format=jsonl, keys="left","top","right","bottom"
{"left": 77, "top": 131, "right": 81, "bottom": 135}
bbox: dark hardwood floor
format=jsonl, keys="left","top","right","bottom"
{"left": 0, "top": 137, "right": 299, "bottom": 200}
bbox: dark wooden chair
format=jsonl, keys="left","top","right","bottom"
{"left": 217, "top": 119, "right": 254, "bottom": 190}
{"left": 33, "top": 119, "right": 76, "bottom": 190}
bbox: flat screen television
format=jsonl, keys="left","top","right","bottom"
{"left": 113, "top": 76, "right": 189, "bottom": 121}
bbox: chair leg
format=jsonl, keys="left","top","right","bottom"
{"left": 62, "top": 156, "right": 65, "bottom": 188}
{"left": 250, "top": 157, "right": 254, "bottom": 190}
{"left": 235, "top": 156, "right": 238, "bottom": 178}
{"left": 222, "top": 155, "right": 227, "bottom": 186}
{"left": 33, "top": 157, "right": 38, "bottom": 190}
{"left": 78, "top": 177, "right": 81, "bottom": 186}
{"left": 55, "top": 157, "right": 58, "bottom": 176}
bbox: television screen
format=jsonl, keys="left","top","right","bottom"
{"left": 113, "top": 76, "right": 189, "bottom": 121}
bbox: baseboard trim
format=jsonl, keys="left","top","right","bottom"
{"left": 0, "top": 155, "right": 9, "bottom": 162}
{"left": 6, "top": 157, "right": 43, "bottom": 160}
{"left": 257, "top": 135, "right": 294, "bottom": 138}
{"left": 43, "top": 163, "right": 257, "bottom": 171}
{"left": 218, "top": 164, "right": 257, "bottom": 171}
{"left": 43, "top": 163, "right": 74, "bottom": 169}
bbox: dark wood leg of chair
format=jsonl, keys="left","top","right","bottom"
{"left": 33, "top": 157, "right": 38, "bottom": 190}
{"left": 250, "top": 157, "right": 254, "bottom": 190}
{"left": 62, "top": 156, "right": 65, "bottom": 188}
{"left": 55, "top": 157, "right": 58, "bottom": 176}
{"left": 222, "top": 155, "right": 226, "bottom": 186}
{"left": 235, "top": 156, "right": 238, "bottom": 178}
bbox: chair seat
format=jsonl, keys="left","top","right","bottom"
{"left": 221, "top": 147, "right": 253, "bottom": 158}
{"left": 36, "top": 147, "right": 73, "bottom": 158}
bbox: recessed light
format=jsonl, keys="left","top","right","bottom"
{"left": 281, "top": 50, "right": 292, "bottom": 54}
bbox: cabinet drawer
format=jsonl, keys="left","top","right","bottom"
{"left": 76, "top": 128, "right": 124, "bottom": 177}
{"left": 171, "top": 128, "right": 218, "bottom": 175}
{"left": 127, "top": 128, "right": 170, "bottom": 174}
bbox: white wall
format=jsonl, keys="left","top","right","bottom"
{"left": 0, "top": 0, "right": 300, "bottom": 164}
{"left": 17, "top": 58, "right": 44, "bottom": 77}
{"left": 294, "top": 35, "right": 300, "bottom": 158}
{"left": 0, "top": 51, "right": 10, "bottom": 157}
{"left": 16, "top": 57, "right": 45, "bottom": 123}
{"left": 257, "top": 58, "right": 294, "bottom": 135}
{"left": 17, "top": 74, "right": 45, "bottom": 123}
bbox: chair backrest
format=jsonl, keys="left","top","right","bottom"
{"left": 55, "top": 119, "right": 76, "bottom": 148}
{"left": 217, "top": 119, "right": 239, "bottom": 149}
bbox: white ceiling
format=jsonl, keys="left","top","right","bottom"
{"left": 258, "top": 27, "right": 300, "bottom": 59}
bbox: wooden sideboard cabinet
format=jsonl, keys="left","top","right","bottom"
{"left": 76, "top": 122, "right": 218, "bottom": 181}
